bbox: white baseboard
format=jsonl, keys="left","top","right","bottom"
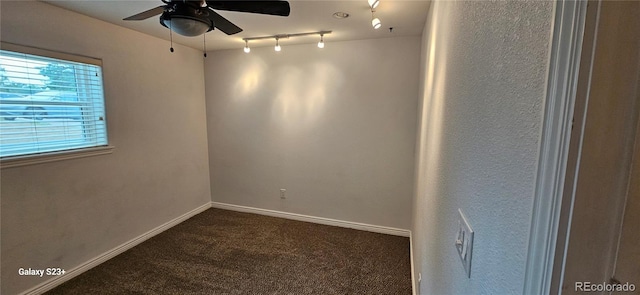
{"left": 21, "top": 202, "right": 212, "bottom": 295}
{"left": 21, "top": 201, "right": 410, "bottom": 294}
{"left": 210, "top": 202, "right": 410, "bottom": 237}
{"left": 410, "top": 231, "right": 417, "bottom": 295}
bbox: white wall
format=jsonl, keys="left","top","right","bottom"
{"left": 412, "top": 1, "right": 553, "bottom": 294}
{"left": 204, "top": 37, "right": 420, "bottom": 229}
{"left": 0, "top": 2, "right": 211, "bottom": 294}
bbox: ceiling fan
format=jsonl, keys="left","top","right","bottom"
{"left": 123, "top": 0, "right": 291, "bottom": 37}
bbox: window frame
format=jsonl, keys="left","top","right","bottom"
{"left": 0, "top": 42, "right": 113, "bottom": 168}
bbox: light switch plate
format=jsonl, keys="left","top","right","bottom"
{"left": 455, "top": 208, "right": 474, "bottom": 278}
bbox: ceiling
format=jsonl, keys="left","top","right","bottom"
{"left": 43, "top": 0, "right": 430, "bottom": 51}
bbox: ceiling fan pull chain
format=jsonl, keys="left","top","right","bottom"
{"left": 203, "top": 33, "right": 207, "bottom": 57}
{"left": 169, "top": 20, "right": 174, "bottom": 53}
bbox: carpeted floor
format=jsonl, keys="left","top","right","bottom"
{"left": 46, "top": 208, "right": 412, "bottom": 294}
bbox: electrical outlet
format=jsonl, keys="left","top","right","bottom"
{"left": 455, "top": 209, "right": 474, "bottom": 278}
{"left": 280, "top": 189, "right": 286, "bottom": 199}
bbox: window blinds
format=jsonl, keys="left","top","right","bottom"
{"left": 0, "top": 45, "right": 108, "bottom": 158}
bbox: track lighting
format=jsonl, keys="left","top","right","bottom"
{"left": 244, "top": 40, "right": 251, "bottom": 53}
{"left": 371, "top": 10, "right": 381, "bottom": 29}
{"left": 275, "top": 38, "right": 282, "bottom": 52}
{"left": 372, "top": 17, "right": 381, "bottom": 29}
{"left": 242, "top": 31, "right": 331, "bottom": 52}
{"left": 368, "top": 0, "right": 380, "bottom": 9}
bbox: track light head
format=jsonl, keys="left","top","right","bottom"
{"left": 244, "top": 40, "right": 251, "bottom": 53}
{"left": 318, "top": 34, "right": 325, "bottom": 48}
{"left": 368, "top": 0, "right": 380, "bottom": 9}
{"left": 372, "top": 17, "right": 381, "bottom": 29}
{"left": 275, "top": 38, "right": 282, "bottom": 52}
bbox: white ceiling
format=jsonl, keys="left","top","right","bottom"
{"left": 43, "top": 0, "right": 430, "bottom": 51}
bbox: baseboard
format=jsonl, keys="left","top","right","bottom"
{"left": 210, "top": 202, "right": 410, "bottom": 237}
{"left": 410, "top": 231, "right": 417, "bottom": 295}
{"left": 20, "top": 202, "right": 212, "bottom": 295}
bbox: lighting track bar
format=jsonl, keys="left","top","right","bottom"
{"left": 242, "top": 31, "right": 332, "bottom": 42}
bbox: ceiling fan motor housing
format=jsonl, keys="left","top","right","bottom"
{"left": 160, "top": 3, "right": 214, "bottom": 36}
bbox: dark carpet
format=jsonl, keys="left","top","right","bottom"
{"left": 46, "top": 208, "right": 412, "bottom": 294}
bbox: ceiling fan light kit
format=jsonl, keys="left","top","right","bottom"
{"left": 159, "top": 3, "right": 214, "bottom": 37}
{"left": 161, "top": 18, "right": 211, "bottom": 37}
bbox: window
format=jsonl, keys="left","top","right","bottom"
{"left": 0, "top": 43, "right": 108, "bottom": 160}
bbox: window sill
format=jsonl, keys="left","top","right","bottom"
{"left": 0, "top": 146, "right": 115, "bottom": 169}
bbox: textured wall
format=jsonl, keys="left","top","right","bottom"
{"left": 412, "top": 1, "right": 553, "bottom": 294}
{"left": 204, "top": 37, "right": 420, "bottom": 229}
{"left": 0, "top": 2, "right": 211, "bottom": 294}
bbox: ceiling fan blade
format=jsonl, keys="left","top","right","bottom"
{"left": 207, "top": 10, "right": 243, "bottom": 35}
{"left": 123, "top": 6, "right": 166, "bottom": 21}
{"left": 206, "top": 1, "right": 290, "bottom": 17}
